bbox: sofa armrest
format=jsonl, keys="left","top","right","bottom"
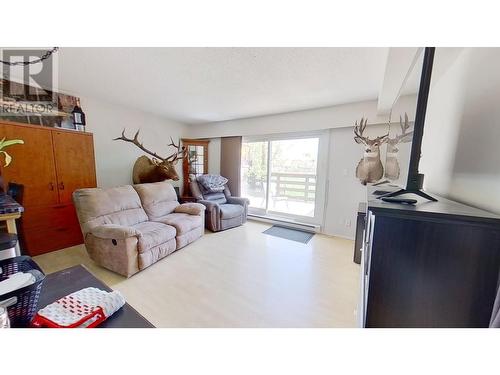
{"left": 90, "top": 224, "right": 140, "bottom": 240}
{"left": 85, "top": 233, "right": 140, "bottom": 277}
{"left": 175, "top": 202, "right": 206, "bottom": 216}
{"left": 198, "top": 200, "right": 220, "bottom": 232}
{"left": 226, "top": 196, "right": 250, "bottom": 206}
{"left": 198, "top": 200, "right": 220, "bottom": 212}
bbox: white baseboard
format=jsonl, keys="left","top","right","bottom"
{"left": 248, "top": 214, "right": 320, "bottom": 233}
{"left": 248, "top": 215, "right": 355, "bottom": 241}
{"left": 329, "top": 233, "right": 355, "bottom": 241}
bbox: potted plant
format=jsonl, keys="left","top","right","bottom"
{"left": 0, "top": 137, "right": 24, "bottom": 191}
{"left": 0, "top": 138, "right": 24, "bottom": 167}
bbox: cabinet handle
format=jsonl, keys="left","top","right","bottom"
{"left": 58, "top": 182, "right": 65, "bottom": 190}
{"left": 48, "top": 182, "right": 55, "bottom": 191}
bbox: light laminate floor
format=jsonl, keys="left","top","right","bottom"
{"left": 34, "top": 221, "right": 360, "bottom": 327}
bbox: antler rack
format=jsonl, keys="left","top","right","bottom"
{"left": 390, "top": 113, "right": 413, "bottom": 144}
{"left": 354, "top": 117, "right": 369, "bottom": 142}
{"left": 114, "top": 129, "right": 167, "bottom": 160}
{"left": 394, "top": 113, "right": 413, "bottom": 143}
{"left": 113, "top": 129, "right": 188, "bottom": 162}
{"left": 165, "top": 136, "right": 187, "bottom": 162}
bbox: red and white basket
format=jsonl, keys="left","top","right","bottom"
{"left": 31, "top": 287, "right": 125, "bottom": 328}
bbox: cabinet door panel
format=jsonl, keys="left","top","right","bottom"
{"left": 24, "top": 223, "right": 83, "bottom": 256}
{"left": 21, "top": 204, "right": 81, "bottom": 230}
{"left": 52, "top": 131, "right": 97, "bottom": 203}
{"left": 0, "top": 123, "right": 59, "bottom": 206}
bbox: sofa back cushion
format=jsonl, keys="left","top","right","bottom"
{"left": 133, "top": 181, "right": 180, "bottom": 220}
{"left": 73, "top": 185, "right": 149, "bottom": 235}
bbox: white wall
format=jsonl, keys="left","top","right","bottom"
{"left": 188, "top": 96, "right": 416, "bottom": 140}
{"left": 188, "top": 100, "right": 385, "bottom": 139}
{"left": 187, "top": 101, "right": 408, "bottom": 239}
{"left": 421, "top": 48, "right": 500, "bottom": 213}
{"left": 420, "top": 48, "right": 468, "bottom": 196}
{"left": 81, "top": 96, "right": 188, "bottom": 189}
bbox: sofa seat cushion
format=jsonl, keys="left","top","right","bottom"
{"left": 176, "top": 226, "right": 203, "bottom": 249}
{"left": 138, "top": 238, "right": 177, "bottom": 270}
{"left": 133, "top": 221, "right": 176, "bottom": 253}
{"left": 219, "top": 204, "right": 244, "bottom": 219}
{"left": 156, "top": 213, "right": 203, "bottom": 235}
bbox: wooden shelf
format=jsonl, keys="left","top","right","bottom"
{"left": 0, "top": 119, "right": 92, "bottom": 136}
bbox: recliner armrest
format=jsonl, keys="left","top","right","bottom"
{"left": 198, "top": 200, "right": 220, "bottom": 212}
{"left": 175, "top": 202, "right": 206, "bottom": 216}
{"left": 226, "top": 196, "right": 250, "bottom": 206}
{"left": 90, "top": 224, "right": 141, "bottom": 240}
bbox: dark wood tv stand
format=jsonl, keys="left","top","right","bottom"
{"left": 358, "top": 185, "right": 500, "bottom": 327}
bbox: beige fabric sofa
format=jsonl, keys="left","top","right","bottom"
{"left": 73, "top": 181, "right": 205, "bottom": 277}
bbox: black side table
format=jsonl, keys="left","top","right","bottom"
{"left": 37, "top": 265, "right": 154, "bottom": 328}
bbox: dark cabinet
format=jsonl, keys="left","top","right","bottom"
{"left": 353, "top": 202, "right": 366, "bottom": 264}
{"left": 360, "top": 187, "right": 500, "bottom": 327}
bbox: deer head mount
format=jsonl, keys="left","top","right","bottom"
{"left": 385, "top": 113, "right": 414, "bottom": 180}
{"left": 114, "top": 129, "right": 186, "bottom": 184}
{"left": 354, "top": 117, "right": 388, "bottom": 185}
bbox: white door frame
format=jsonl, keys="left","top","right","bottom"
{"left": 242, "top": 130, "right": 329, "bottom": 226}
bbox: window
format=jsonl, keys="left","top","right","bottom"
{"left": 241, "top": 132, "right": 328, "bottom": 225}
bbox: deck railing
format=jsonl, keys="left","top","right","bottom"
{"left": 270, "top": 172, "right": 316, "bottom": 202}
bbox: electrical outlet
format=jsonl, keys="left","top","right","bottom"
{"left": 345, "top": 219, "right": 352, "bottom": 227}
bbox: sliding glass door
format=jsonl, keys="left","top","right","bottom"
{"left": 241, "top": 141, "right": 268, "bottom": 211}
{"left": 241, "top": 132, "right": 328, "bottom": 225}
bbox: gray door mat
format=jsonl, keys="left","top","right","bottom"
{"left": 262, "top": 225, "right": 315, "bottom": 244}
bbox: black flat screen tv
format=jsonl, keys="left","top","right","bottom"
{"left": 382, "top": 47, "right": 437, "bottom": 202}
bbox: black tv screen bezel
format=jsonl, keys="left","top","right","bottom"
{"left": 406, "top": 47, "right": 436, "bottom": 190}
{"left": 377, "top": 47, "right": 437, "bottom": 202}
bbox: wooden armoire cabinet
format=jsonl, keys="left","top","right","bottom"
{"left": 0, "top": 121, "right": 97, "bottom": 255}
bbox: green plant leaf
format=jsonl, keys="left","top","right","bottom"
{"left": 0, "top": 139, "right": 24, "bottom": 150}
{"left": 0, "top": 151, "right": 12, "bottom": 167}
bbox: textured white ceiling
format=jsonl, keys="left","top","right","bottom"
{"left": 57, "top": 47, "right": 389, "bottom": 125}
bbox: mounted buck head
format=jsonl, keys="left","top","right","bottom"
{"left": 354, "top": 118, "right": 388, "bottom": 157}
{"left": 354, "top": 117, "right": 389, "bottom": 185}
{"left": 114, "top": 129, "right": 186, "bottom": 184}
{"left": 386, "top": 113, "right": 413, "bottom": 153}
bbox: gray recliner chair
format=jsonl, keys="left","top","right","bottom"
{"left": 190, "top": 176, "right": 249, "bottom": 232}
